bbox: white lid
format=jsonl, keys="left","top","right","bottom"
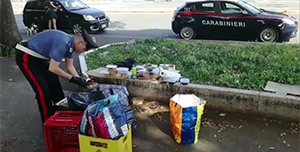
{"left": 106, "top": 65, "right": 117, "bottom": 68}
{"left": 117, "top": 67, "right": 129, "bottom": 72}
{"left": 136, "top": 65, "right": 145, "bottom": 68}
{"left": 100, "top": 70, "right": 109, "bottom": 75}
{"left": 180, "top": 78, "right": 190, "bottom": 83}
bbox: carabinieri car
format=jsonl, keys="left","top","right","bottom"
{"left": 172, "top": 0, "right": 298, "bottom": 42}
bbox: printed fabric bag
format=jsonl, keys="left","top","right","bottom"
{"left": 170, "top": 94, "right": 206, "bottom": 145}
{"left": 92, "top": 84, "right": 137, "bottom": 131}
{"left": 80, "top": 94, "right": 129, "bottom": 139}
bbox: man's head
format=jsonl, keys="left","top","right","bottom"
{"left": 74, "top": 36, "right": 86, "bottom": 53}
{"left": 73, "top": 29, "right": 99, "bottom": 53}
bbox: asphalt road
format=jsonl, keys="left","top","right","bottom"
{"left": 15, "top": 13, "right": 300, "bottom": 44}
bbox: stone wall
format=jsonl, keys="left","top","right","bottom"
{"left": 86, "top": 69, "right": 300, "bottom": 121}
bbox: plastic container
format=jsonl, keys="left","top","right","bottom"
{"left": 127, "top": 72, "right": 132, "bottom": 78}
{"left": 168, "top": 78, "right": 177, "bottom": 85}
{"left": 100, "top": 70, "right": 109, "bottom": 76}
{"left": 169, "top": 64, "right": 174, "bottom": 70}
{"left": 180, "top": 78, "right": 190, "bottom": 85}
{"left": 44, "top": 111, "right": 84, "bottom": 152}
{"left": 106, "top": 65, "right": 117, "bottom": 71}
{"left": 106, "top": 65, "right": 117, "bottom": 76}
{"left": 117, "top": 67, "right": 129, "bottom": 78}
{"left": 136, "top": 65, "right": 145, "bottom": 71}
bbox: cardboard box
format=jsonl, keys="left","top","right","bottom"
{"left": 79, "top": 126, "right": 132, "bottom": 152}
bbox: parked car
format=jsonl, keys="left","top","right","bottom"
{"left": 23, "top": 0, "right": 110, "bottom": 34}
{"left": 172, "top": 0, "right": 298, "bottom": 42}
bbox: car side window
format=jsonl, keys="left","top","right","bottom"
{"left": 191, "top": 2, "right": 215, "bottom": 13}
{"left": 220, "top": 2, "right": 248, "bottom": 15}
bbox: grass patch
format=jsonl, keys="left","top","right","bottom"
{"left": 0, "top": 44, "right": 16, "bottom": 57}
{"left": 86, "top": 38, "right": 300, "bottom": 91}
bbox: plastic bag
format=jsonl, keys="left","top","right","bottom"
{"left": 67, "top": 90, "right": 106, "bottom": 111}
{"left": 80, "top": 94, "right": 129, "bottom": 139}
{"left": 170, "top": 94, "right": 206, "bottom": 145}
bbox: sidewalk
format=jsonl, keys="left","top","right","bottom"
{"left": 0, "top": 57, "right": 299, "bottom": 152}
{"left": 12, "top": 0, "right": 300, "bottom": 14}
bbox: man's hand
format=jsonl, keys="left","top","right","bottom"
{"left": 69, "top": 76, "right": 88, "bottom": 88}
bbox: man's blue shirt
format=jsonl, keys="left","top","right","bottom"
{"left": 27, "top": 30, "right": 75, "bottom": 62}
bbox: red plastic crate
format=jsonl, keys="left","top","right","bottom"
{"left": 44, "top": 111, "right": 84, "bottom": 152}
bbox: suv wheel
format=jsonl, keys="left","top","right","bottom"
{"left": 180, "top": 26, "right": 196, "bottom": 40}
{"left": 72, "top": 23, "right": 82, "bottom": 34}
{"left": 259, "top": 27, "right": 279, "bottom": 42}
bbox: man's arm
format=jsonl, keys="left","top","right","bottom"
{"left": 65, "top": 57, "right": 79, "bottom": 77}
{"left": 49, "top": 59, "right": 73, "bottom": 80}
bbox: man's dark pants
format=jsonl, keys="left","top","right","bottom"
{"left": 15, "top": 50, "right": 65, "bottom": 123}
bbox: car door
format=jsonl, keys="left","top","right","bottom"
{"left": 32, "top": 1, "right": 48, "bottom": 30}
{"left": 189, "top": 1, "right": 220, "bottom": 38}
{"left": 217, "top": 1, "right": 254, "bottom": 40}
{"left": 53, "top": 1, "right": 70, "bottom": 30}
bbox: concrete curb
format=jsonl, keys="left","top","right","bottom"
{"left": 78, "top": 40, "right": 300, "bottom": 121}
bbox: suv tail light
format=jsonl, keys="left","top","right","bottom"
{"left": 172, "top": 13, "right": 179, "bottom": 21}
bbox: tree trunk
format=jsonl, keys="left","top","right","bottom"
{"left": 0, "top": 0, "right": 22, "bottom": 48}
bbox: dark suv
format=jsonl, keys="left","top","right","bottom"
{"left": 23, "top": 0, "right": 110, "bottom": 34}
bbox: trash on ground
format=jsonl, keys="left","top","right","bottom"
{"left": 219, "top": 113, "right": 226, "bottom": 117}
{"left": 269, "top": 147, "right": 275, "bottom": 150}
{"left": 131, "top": 97, "right": 169, "bottom": 116}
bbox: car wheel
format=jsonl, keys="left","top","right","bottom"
{"left": 72, "top": 23, "right": 82, "bottom": 34}
{"left": 180, "top": 25, "right": 196, "bottom": 40}
{"left": 259, "top": 27, "right": 279, "bottom": 42}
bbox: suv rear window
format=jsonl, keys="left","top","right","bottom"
{"left": 25, "top": 1, "right": 44, "bottom": 10}
{"left": 25, "top": 2, "right": 35, "bottom": 9}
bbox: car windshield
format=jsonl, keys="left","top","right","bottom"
{"left": 59, "top": 0, "right": 89, "bottom": 11}
{"left": 237, "top": 0, "right": 262, "bottom": 14}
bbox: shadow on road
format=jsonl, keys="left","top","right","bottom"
{"left": 109, "top": 21, "right": 127, "bottom": 29}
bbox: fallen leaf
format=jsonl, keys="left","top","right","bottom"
{"left": 280, "top": 133, "right": 287, "bottom": 136}
{"left": 219, "top": 113, "right": 226, "bottom": 117}
{"left": 269, "top": 147, "right": 275, "bottom": 150}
